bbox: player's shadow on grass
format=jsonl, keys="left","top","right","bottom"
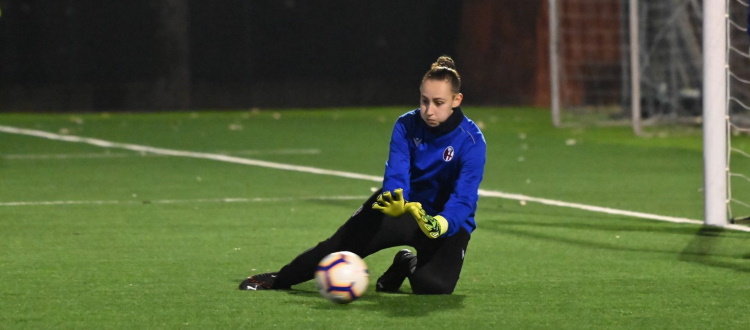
{"left": 282, "top": 284, "right": 466, "bottom": 316}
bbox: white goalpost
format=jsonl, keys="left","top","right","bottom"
{"left": 549, "top": 0, "right": 562, "bottom": 127}
{"left": 702, "top": 0, "right": 728, "bottom": 227}
{"left": 628, "top": 0, "right": 642, "bottom": 136}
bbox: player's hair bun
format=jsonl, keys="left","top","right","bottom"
{"left": 423, "top": 55, "right": 461, "bottom": 93}
{"left": 432, "top": 56, "right": 457, "bottom": 71}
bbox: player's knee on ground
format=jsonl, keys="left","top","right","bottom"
{"left": 410, "top": 277, "right": 456, "bottom": 295}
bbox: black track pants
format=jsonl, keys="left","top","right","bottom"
{"left": 273, "top": 189, "right": 471, "bottom": 294}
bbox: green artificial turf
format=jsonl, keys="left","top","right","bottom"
{"left": 1, "top": 107, "right": 749, "bottom": 329}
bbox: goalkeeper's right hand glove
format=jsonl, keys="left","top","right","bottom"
{"left": 406, "top": 202, "right": 449, "bottom": 239}
{"left": 372, "top": 188, "right": 410, "bottom": 217}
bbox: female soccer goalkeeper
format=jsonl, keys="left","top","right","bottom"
{"left": 240, "top": 55, "right": 486, "bottom": 294}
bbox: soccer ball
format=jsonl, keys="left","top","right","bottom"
{"left": 314, "top": 251, "right": 369, "bottom": 304}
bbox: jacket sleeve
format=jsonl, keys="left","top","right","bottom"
{"left": 439, "top": 138, "right": 486, "bottom": 236}
{"left": 383, "top": 119, "right": 411, "bottom": 199}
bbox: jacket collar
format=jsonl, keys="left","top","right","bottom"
{"left": 426, "top": 107, "right": 464, "bottom": 136}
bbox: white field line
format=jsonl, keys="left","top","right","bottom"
{"left": 225, "top": 149, "right": 320, "bottom": 155}
{"left": 0, "top": 125, "right": 378, "bottom": 182}
{"left": 0, "top": 195, "right": 369, "bottom": 207}
{"left": 1, "top": 148, "right": 320, "bottom": 160}
{"left": 2, "top": 124, "right": 748, "bottom": 232}
{"left": 3, "top": 153, "right": 135, "bottom": 160}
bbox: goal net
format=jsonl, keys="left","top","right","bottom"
{"left": 550, "top": 0, "right": 750, "bottom": 225}
{"left": 727, "top": 0, "right": 750, "bottom": 223}
{"left": 551, "top": 0, "right": 704, "bottom": 127}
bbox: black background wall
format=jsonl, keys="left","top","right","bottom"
{"left": 0, "top": 0, "right": 547, "bottom": 112}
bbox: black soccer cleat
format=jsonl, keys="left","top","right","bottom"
{"left": 376, "top": 249, "right": 417, "bottom": 293}
{"left": 239, "top": 272, "right": 278, "bottom": 291}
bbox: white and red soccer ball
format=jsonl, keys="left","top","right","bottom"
{"left": 314, "top": 251, "right": 369, "bottom": 304}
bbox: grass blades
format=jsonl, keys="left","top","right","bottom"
{"left": 1, "top": 107, "right": 749, "bottom": 329}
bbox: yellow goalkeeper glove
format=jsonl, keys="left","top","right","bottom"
{"left": 372, "top": 188, "right": 412, "bottom": 217}
{"left": 406, "top": 203, "right": 449, "bottom": 239}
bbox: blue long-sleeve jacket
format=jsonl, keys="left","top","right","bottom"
{"left": 382, "top": 107, "right": 486, "bottom": 236}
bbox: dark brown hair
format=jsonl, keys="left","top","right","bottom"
{"left": 422, "top": 55, "right": 461, "bottom": 94}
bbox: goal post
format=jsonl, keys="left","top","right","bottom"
{"left": 702, "top": 0, "right": 728, "bottom": 227}
{"left": 628, "top": 0, "right": 642, "bottom": 136}
{"left": 549, "top": 0, "right": 562, "bottom": 127}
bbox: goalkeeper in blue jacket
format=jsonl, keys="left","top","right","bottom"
{"left": 239, "top": 55, "right": 487, "bottom": 294}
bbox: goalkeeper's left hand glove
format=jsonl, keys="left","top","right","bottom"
{"left": 372, "top": 188, "right": 412, "bottom": 217}
{"left": 406, "top": 203, "right": 449, "bottom": 239}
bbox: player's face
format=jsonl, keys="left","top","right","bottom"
{"left": 419, "top": 79, "right": 463, "bottom": 127}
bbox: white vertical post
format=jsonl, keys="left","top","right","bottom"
{"left": 703, "top": 0, "right": 728, "bottom": 226}
{"left": 549, "top": 0, "right": 561, "bottom": 127}
{"left": 629, "top": 0, "right": 642, "bottom": 136}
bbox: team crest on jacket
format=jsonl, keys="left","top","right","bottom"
{"left": 443, "top": 146, "right": 455, "bottom": 162}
